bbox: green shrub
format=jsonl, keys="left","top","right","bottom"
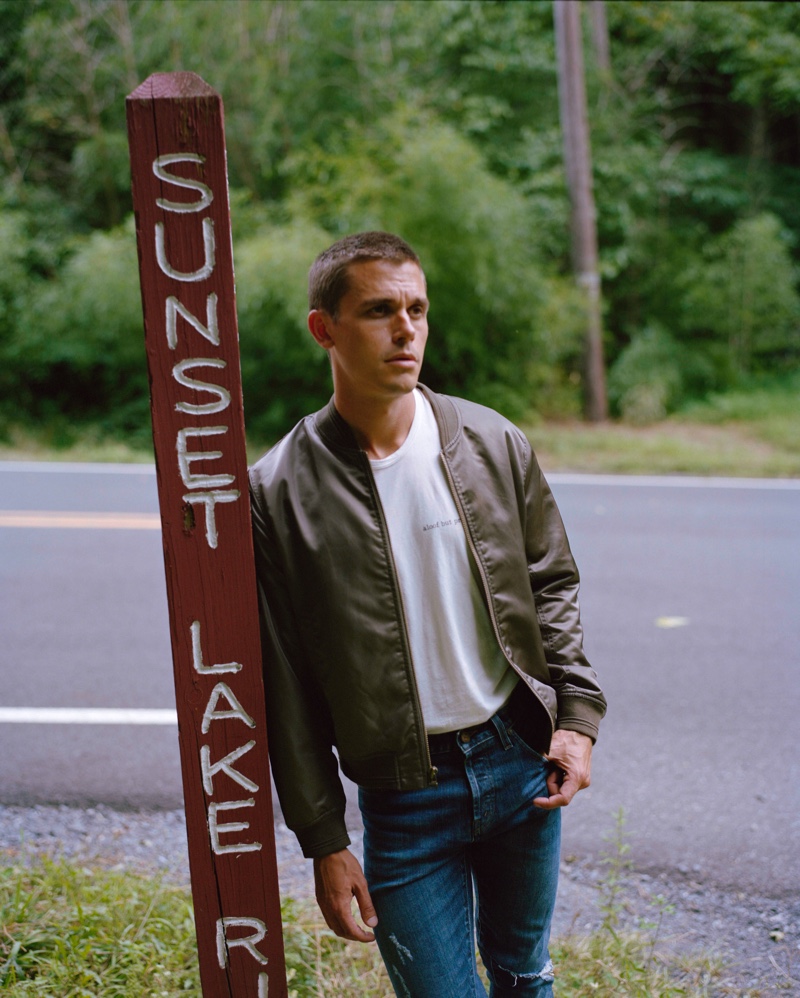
{"left": 7, "top": 218, "right": 151, "bottom": 445}
{"left": 288, "top": 113, "right": 564, "bottom": 421}
{"left": 678, "top": 212, "right": 800, "bottom": 376}
{"left": 608, "top": 324, "right": 687, "bottom": 423}
{"left": 0, "top": 208, "right": 31, "bottom": 433}
{"left": 235, "top": 218, "right": 334, "bottom": 443}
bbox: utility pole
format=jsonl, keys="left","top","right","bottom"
{"left": 554, "top": 0, "right": 608, "bottom": 422}
{"left": 588, "top": 0, "right": 612, "bottom": 81}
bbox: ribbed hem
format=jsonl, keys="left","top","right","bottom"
{"left": 556, "top": 696, "right": 605, "bottom": 743}
{"left": 296, "top": 816, "right": 351, "bottom": 860}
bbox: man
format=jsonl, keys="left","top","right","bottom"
{"left": 249, "top": 231, "right": 606, "bottom": 996}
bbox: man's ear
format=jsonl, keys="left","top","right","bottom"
{"left": 308, "top": 309, "right": 335, "bottom": 349}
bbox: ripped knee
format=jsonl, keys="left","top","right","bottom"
{"left": 490, "top": 957, "right": 555, "bottom": 990}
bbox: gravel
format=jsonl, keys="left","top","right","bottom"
{"left": 1, "top": 803, "right": 797, "bottom": 995}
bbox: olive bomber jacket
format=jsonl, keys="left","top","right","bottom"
{"left": 248, "top": 386, "right": 607, "bottom": 859}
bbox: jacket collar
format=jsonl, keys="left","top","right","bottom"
{"left": 314, "top": 384, "right": 462, "bottom": 454}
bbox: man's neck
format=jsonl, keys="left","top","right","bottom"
{"left": 335, "top": 389, "right": 417, "bottom": 461}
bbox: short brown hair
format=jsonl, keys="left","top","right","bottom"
{"left": 308, "top": 231, "right": 422, "bottom": 316}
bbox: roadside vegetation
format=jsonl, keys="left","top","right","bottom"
{"left": 2, "top": 374, "right": 797, "bottom": 479}
{"left": 525, "top": 373, "right": 800, "bottom": 478}
{"left": 2, "top": 2, "right": 800, "bottom": 453}
{"left": 0, "top": 854, "right": 718, "bottom": 997}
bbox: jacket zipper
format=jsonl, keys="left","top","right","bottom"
{"left": 361, "top": 454, "right": 438, "bottom": 787}
{"left": 440, "top": 451, "right": 555, "bottom": 738}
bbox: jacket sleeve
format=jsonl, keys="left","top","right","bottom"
{"left": 521, "top": 438, "right": 607, "bottom": 741}
{"left": 249, "top": 478, "right": 351, "bottom": 859}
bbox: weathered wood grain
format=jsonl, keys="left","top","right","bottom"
{"left": 127, "top": 71, "right": 286, "bottom": 998}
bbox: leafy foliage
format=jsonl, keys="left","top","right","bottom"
{"left": 290, "top": 112, "right": 560, "bottom": 418}
{"left": 236, "top": 218, "right": 334, "bottom": 440}
{"left": 608, "top": 324, "right": 689, "bottom": 423}
{"left": 6, "top": 218, "right": 150, "bottom": 445}
{"left": 678, "top": 212, "right": 800, "bottom": 375}
{"left": 1, "top": 0, "right": 800, "bottom": 442}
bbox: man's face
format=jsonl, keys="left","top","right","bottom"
{"left": 309, "top": 259, "right": 429, "bottom": 406}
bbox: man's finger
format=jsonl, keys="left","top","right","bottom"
{"left": 314, "top": 850, "right": 377, "bottom": 943}
{"left": 329, "top": 900, "right": 376, "bottom": 943}
{"left": 317, "top": 891, "right": 376, "bottom": 943}
{"left": 535, "top": 729, "right": 593, "bottom": 809}
{"left": 354, "top": 880, "right": 379, "bottom": 931}
{"left": 534, "top": 768, "right": 574, "bottom": 809}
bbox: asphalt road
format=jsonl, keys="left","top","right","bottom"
{"left": 1, "top": 462, "right": 798, "bottom": 897}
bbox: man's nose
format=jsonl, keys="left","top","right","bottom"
{"left": 392, "top": 309, "right": 416, "bottom": 339}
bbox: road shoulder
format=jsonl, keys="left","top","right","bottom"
{"left": 0, "top": 803, "right": 795, "bottom": 993}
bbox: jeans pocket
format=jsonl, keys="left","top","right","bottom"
{"left": 508, "top": 726, "right": 550, "bottom": 766}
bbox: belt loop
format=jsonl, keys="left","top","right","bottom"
{"left": 490, "top": 712, "right": 512, "bottom": 750}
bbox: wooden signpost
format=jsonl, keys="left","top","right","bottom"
{"left": 126, "top": 72, "right": 287, "bottom": 998}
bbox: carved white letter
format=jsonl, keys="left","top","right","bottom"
{"left": 183, "top": 489, "right": 240, "bottom": 549}
{"left": 216, "top": 917, "right": 269, "bottom": 969}
{"left": 202, "top": 682, "right": 255, "bottom": 734}
{"left": 173, "top": 358, "right": 230, "bottom": 416}
{"left": 176, "top": 426, "right": 235, "bottom": 489}
{"left": 153, "top": 153, "right": 213, "bottom": 213}
{"left": 208, "top": 799, "right": 262, "bottom": 855}
{"left": 190, "top": 621, "right": 242, "bottom": 675}
{"left": 166, "top": 293, "right": 219, "bottom": 349}
{"left": 201, "top": 740, "right": 259, "bottom": 796}
{"left": 156, "top": 217, "right": 215, "bottom": 282}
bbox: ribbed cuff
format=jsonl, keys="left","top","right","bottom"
{"left": 556, "top": 696, "right": 604, "bottom": 743}
{"left": 296, "top": 813, "right": 351, "bottom": 859}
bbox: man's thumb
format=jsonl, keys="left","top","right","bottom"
{"left": 355, "top": 885, "right": 378, "bottom": 928}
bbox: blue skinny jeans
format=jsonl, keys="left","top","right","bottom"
{"left": 359, "top": 704, "right": 561, "bottom": 997}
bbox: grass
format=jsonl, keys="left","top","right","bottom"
{"left": 0, "top": 857, "right": 198, "bottom": 996}
{"left": 0, "top": 425, "right": 155, "bottom": 466}
{"left": 523, "top": 381, "right": 800, "bottom": 478}
{"left": 524, "top": 418, "right": 797, "bottom": 478}
{"left": 0, "top": 855, "right": 726, "bottom": 998}
{"left": 2, "top": 381, "right": 798, "bottom": 477}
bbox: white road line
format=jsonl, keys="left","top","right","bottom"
{"left": 0, "top": 707, "right": 177, "bottom": 725}
{"left": 547, "top": 473, "right": 800, "bottom": 490}
{"left": 0, "top": 510, "right": 160, "bottom": 529}
{"left": 0, "top": 461, "right": 155, "bottom": 474}
{"left": 1, "top": 461, "right": 796, "bottom": 489}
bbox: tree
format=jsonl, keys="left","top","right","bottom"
{"left": 2, "top": 0, "right": 800, "bottom": 440}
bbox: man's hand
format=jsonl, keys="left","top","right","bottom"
{"left": 313, "top": 848, "right": 378, "bottom": 943}
{"left": 533, "top": 729, "right": 593, "bottom": 809}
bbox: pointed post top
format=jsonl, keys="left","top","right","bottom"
{"left": 127, "top": 72, "right": 218, "bottom": 102}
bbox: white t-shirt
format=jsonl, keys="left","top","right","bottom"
{"left": 371, "top": 390, "right": 517, "bottom": 733}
